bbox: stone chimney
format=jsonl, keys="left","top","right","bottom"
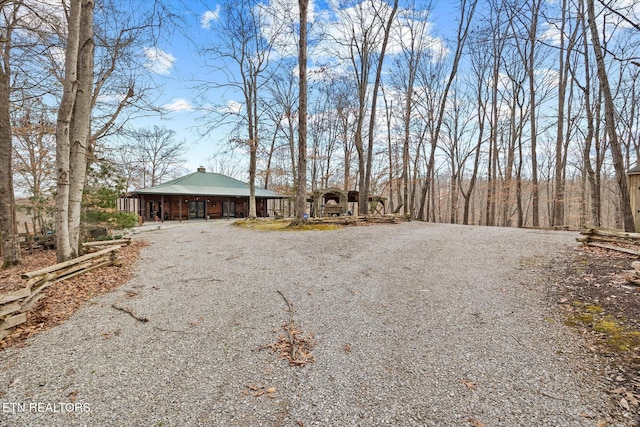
{"left": 197, "top": 166, "right": 206, "bottom": 173}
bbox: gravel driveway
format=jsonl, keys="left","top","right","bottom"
{"left": 0, "top": 221, "right": 626, "bottom": 426}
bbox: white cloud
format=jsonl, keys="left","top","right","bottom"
{"left": 143, "top": 46, "right": 175, "bottom": 75}
{"left": 225, "top": 100, "right": 242, "bottom": 115}
{"left": 200, "top": 6, "right": 221, "bottom": 29}
{"left": 163, "top": 98, "right": 193, "bottom": 112}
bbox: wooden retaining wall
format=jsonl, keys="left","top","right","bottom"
{"left": 0, "top": 240, "right": 129, "bottom": 340}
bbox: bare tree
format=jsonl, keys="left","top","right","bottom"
{"left": 12, "top": 100, "right": 56, "bottom": 232}
{"left": 484, "top": 0, "right": 508, "bottom": 227}
{"left": 586, "top": 0, "right": 635, "bottom": 231}
{"left": 294, "top": 0, "right": 308, "bottom": 223}
{"left": 55, "top": 0, "right": 94, "bottom": 261}
{"left": 123, "top": 125, "right": 186, "bottom": 187}
{"left": 332, "top": 0, "right": 397, "bottom": 215}
{"left": 199, "top": 0, "right": 284, "bottom": 219}
{"left": 391, "top": 1, "right": 431, "bottom": 217}
{"left": 460, "top": 29, "right": 491, "bottom": 225}
{"left": 573, "top": 0, "right": 603, "bottom": 226}
{"left": 0, "top": 0, "right": 21, "bottom": 267}
{"left": 263, "top": 59, "right": 299, "bottom": 192}
{"left": 363, "top": 0, "right": 398, "bottom": 215}
{"left": 417, "top": 0, "right": 478, "bottom": 221}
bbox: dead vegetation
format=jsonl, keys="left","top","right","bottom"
{"left": 0, "top": 240, "right": 145, "bottom": 350}
{"left": 260, "top": 290, "right": 316, "bottom": 367}
{"left": 553, "top": 242, "right": 640, "bottom": 420}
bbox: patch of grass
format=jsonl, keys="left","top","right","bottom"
{"left": 234, "top": 218, "right": 341, "bottom": 231}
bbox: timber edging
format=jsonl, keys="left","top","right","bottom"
{"left": 577, "top": 227, "right": 640, "bottom": 285}
{"left": 0, "top": 239, "right": 130, "bottom": 342}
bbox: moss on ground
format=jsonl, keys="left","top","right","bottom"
{"left": 566, "top": 302, "right": 640, "bottom": 352}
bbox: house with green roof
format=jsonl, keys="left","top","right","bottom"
{"left": 130, "top": 167, "right": 285, "bottom": 221}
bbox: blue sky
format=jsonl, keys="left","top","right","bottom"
{"left": 135, "top": 0, "right": 454, "bottom": 176}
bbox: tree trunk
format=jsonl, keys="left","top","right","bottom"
{"left": 528, "top": 1, "right": 540, "bottom": 228}
{"left": 577, "top": 0, "right": 601, "bottom": 226}
{"left": 264, "top": 120, "right": 280, "bottom": 189}
{"left": 56, "top": 0, "right": 82, "bottom": 262}
{"left": 68, "top": 0, "right": 95, "bottom": 255}
{"left": 586, "top": 0, "right": 634, "bottom": 231}
{"left": 0, "top": 7, "right": 21, "bottom": 268}
{"left": 294, "top": 0, "right": 308, "bottom": 223}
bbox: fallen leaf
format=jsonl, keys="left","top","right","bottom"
{"left": 461, "top": 379, "right": 477, "bottom": 390}
{"left": 624, "top": 392, "right": 639, "bottom": 406}
{"left": 619, "top": 397, "right": 630, "bottom": 411}
{"left": 266, "top": 387, "right": 276, "bottom": 394}
{"left": 468, "top": 418, "right": 485, "bottom": 427}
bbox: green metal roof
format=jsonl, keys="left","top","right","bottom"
{"left": 132, "top": 170, "right": 284, "bottom": 198}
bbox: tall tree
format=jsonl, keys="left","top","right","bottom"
{"left": 123, "top": 125, "right": 186, "bottom": 188}
{"left": 294, "top": 0, "right": 308, "bottom": 223}
{"left": 550, "top": 0, "right": 579, "bottom": 227}
{"left": 200, "top": 0, "right": 283, "bottom": 219}
{"left": 586, "top": 0, "right": 635, "bottom": 231}
{"left": 0, "top": 0, "right": 21, "bottom": 268}
{"left": 55, "top": 0, "right": 95, "bottom": 261}
{"left": 392, "top": 2, "right": 431, "bottom": 217}
{"left": 333, "top": 0, "right": 396, "bottom": 215}
{"left": 362, "top": 0, "right": 398, "bottom": 215}
{"left": 12, "top": 101, "right": 56, "bottom": 233}
{"left": 418, "top": 0, "right": 478, "bottom": 221}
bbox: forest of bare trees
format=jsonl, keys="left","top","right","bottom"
{"left": 199, "top": 0, "right": 640, "bottom": 231}
{"left": 2, "top": 0, "right": 640, "bottom": 267}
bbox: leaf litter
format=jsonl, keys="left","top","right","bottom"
{"left": 260, "top": 290, "right": 316, "bottom": 366}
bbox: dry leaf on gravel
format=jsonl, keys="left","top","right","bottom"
{"left": 262, "top": 322, "right": 316, "bottom": 366}
{"left": 619, "top": 397, "right": 631, "bottom": 411}
{"left": 245, "top": 384, "right": 277, "bottom": 398}
{"left": 461, "top": 379, "right": 477, "bottom": 390}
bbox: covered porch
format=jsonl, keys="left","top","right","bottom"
{"left": 138, "top": 194, "right": 272, "bottom": 221}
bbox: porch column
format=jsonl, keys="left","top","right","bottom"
{"left": 140, "top": 195, "right": 145, "bottom": 223}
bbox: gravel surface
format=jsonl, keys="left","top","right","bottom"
{"left": 0, "top": 221, "right": 628, "bottom": 426}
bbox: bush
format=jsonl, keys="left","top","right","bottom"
{"left": 82, "top": 209, "right": 138, "bottom": 229}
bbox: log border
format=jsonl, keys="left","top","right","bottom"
{"left": 0, "top": 239, "right": 130, "bottom": 341}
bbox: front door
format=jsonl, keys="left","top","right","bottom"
{"left": 188, "top": 201, "right": 205, "bottom": 219}
{"left": 222, "top": 201, "right": 236, "bottom": 218}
